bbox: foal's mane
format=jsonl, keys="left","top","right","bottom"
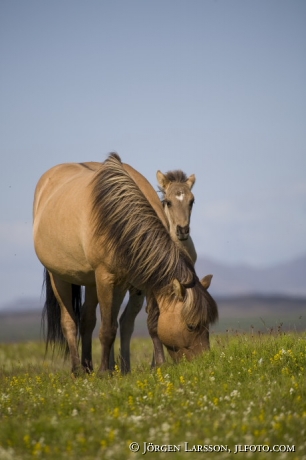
{"left": 91, "top": 153, "right": 218, "bottom": 325}
{"left": 158, "top": 170, "right": 189, "bottom": 197}
{"left": 163, "top": 170, "right": 188, "bottom": 183}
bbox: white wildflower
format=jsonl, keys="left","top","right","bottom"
{"left": 161, "top": 422, "right": 170, "bottom": 432}
{"left": 129, "top": 415, "right": 142, "bottom": 424}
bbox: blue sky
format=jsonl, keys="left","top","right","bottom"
{"left": 0, "top": 1, "right": 305, "bottom": 305}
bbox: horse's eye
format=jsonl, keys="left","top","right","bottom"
{"left": 165, "top": 200, "right": 172, "bottom": 207}
{"left": 187, "top": 324, "right": 196, "bottom": 332}
{"left": 189, "top": 199, "right": 194, "bottom": 208}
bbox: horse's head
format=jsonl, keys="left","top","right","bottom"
{"left": 157, "top": 170, "right": 195, "bottom": 241}
{"left": 156, "top": 274, "right": 218, "bottom": 362}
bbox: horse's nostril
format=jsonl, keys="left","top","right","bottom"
{"left": 177, "top": 225, "right": 190, "bottom": 236}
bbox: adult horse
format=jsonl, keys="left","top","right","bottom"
{"left": 73, "top": 163, "right": 198, "bottom": 373}
{"left": 34, "top": 153, "right": 218, "bottom": 375}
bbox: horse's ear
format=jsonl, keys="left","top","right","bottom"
{"left": 186, "top": 174, "right": 196, "bottom": 190}
{"left": 201, "top": 274, "right": 213, "bottom": 290}
{"left": 173, "top": 279, "right": 186, "bottom": 301}
{"left": 156, "top": 170, "right": 170, "bottom": 190}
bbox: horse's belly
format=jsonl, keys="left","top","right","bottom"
{"left": 34, "top": 229, "right": 96, "bottom": 284}
{"left": 50, "top": 268, "right": 96, "bottom": 286}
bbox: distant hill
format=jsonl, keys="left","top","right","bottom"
{"left": 1, "top": 236, "right": 305, "bottom": 343}
{"left": 196, "top": 254, "right": 306, "bottom": 297}
{"left": 0, "top": 297, "right": 42, "bottom": 314}
{"left": 1, "top": 293, "right": 305, "bottom": 342}
{"left": 0, "top": 254, "right": 305, "bottom": 317}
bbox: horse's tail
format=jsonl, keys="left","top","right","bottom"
{"left": 41, "top": 268, "right": 82, "bottom": 357}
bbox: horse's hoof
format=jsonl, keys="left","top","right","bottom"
{"left": 97, "top": 367, "right": 113, "bottom": 379}
{"left": 71, "top": 366, "right": 86, "bottom": 378}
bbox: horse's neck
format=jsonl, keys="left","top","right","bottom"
{"left": 172, "top": 233, "right": 197, "bottom": 265}
{"left": 182, "top": 236, "right": 197, "bottom": 264}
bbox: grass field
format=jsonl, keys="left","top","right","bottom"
{"left": 0, "top": 332, "right": 305, "bottom": 460}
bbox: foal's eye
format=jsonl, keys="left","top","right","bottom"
{"left": 165, "top": 200, "right": 172, "bottom": 207}
{"left": 189, "top": 199, "right": 195, "bottom": 209}
{"left": 187, "top": 324, "right": 197, "bottom": 332}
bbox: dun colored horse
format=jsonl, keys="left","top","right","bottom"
{"left": 34, "top": 153, "right": 218, "bottom": 375}
{"left": 110, "top": 167, "right": 199, "bottom": 372}
{"left": 67, "top": 162, "right": 198, "bottom": 372}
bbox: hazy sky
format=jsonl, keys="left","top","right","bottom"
{"left": 0, "top": 1, "right": 305, "bottom": 306}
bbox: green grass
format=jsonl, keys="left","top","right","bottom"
{"left": 0, "top": 333, "right": 305, "bottom": 459}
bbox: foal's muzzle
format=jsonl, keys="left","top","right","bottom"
{"left": 176, "top": 225, "right": 190, "bottom": 240}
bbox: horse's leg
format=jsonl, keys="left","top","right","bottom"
{"left": 80, "top": 286, "right": 98, "bottom": 373}
{"left": 146, "top": 296, "right": 165, "bottom": 367}
{"left": 109, "top": 343, "right": 116, "bottom": 371}
{"left": 49, "top": 273, "right": 81, "bottom": 375}
{"left": 119, "top": 287, "right": 144, "bottom": 374}
{"left": 96, "top": 273, "right": 126, "bottom": 373}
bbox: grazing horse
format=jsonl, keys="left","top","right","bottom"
{"left": 112, "top": 168, "right": 198, "bottom": 372}
{"left": 70, "top": 163, "right": 198, "bottom": 372}
{"left": 34, "top": 153, "right": 218, "bottom": 375}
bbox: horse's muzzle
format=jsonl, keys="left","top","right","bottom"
{"left": 176, "top": 225, "right": 190, "bottom": 240}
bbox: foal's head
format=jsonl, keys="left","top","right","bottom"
{"left": 157, "top": 170, "right": 195, "bottom": 241}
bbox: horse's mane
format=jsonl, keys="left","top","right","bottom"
{"left": 92, "top": 153, "right": 193, "bottom": 288}
{"left": 163, "top": 170, "right": 188, "bottom": 183}
{"left": 91, "top": 153, "right": 218, "bottom": 325}
{"left": 158, "top": 170, "right": 189, "bottom": 196}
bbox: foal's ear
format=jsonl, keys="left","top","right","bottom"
{"left": 156, "top": 170, "right": 170, "bottom": 190}
{"left": 173, "top": 279, "right": 186, "bottom": 301}
{"left": 201, "top": 274, "right": 213, "bottom": 290}
{"left": 186, "top": 174, "right": 196, "bottom": 190}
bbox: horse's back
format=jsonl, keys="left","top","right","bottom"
{"left": 33, "top": 159, "right": 168, "bottom": 284}
{"left": 33, "top": 162, "right": 97, "bottom": 215}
